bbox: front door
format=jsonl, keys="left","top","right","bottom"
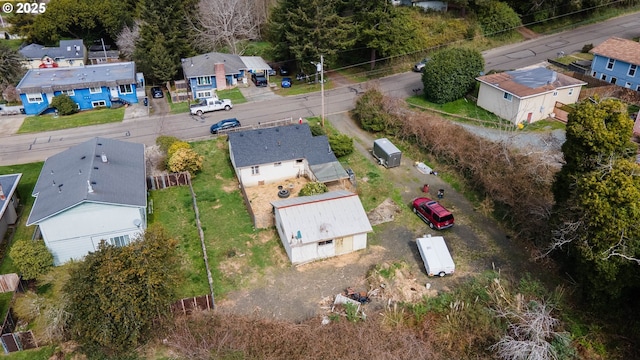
{"left": 335, "top": 236, "right": 353, "bottom": 255}
{"left": 527, "top": 112, "right": 533, "bottom": 123}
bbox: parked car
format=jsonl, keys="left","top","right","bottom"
{"left": 210, "top": 118, "right": 241, "bottom": 134}
{"left": 279, "top": 66, "right": 290, "bottom": 76}
{"left": 251, "top": 73, "right": 268, "bottom": 87}
{"left": 151, "top": 87, "right": 164, "bottom": 98}
{"left": 281, "top": 77, "right": 292, "bottom": 88}
{"left": 190, "top": 97, "right": 233, "bottom": 116}
{"left": 267, "top": 68, "right": 277, "bottom": 76}
{"left": 412, "top": 197, "right": 454, "bottom": 230}
{"left": 413, "top": 58, "right": 430, "bottom": 72}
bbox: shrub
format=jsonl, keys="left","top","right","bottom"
{"left": 168, "top": 148, "right": 204, "bottom": 174}
{"left": 329, "top": 134, "right": 354, "bottom": 157}
{"left": 422, "top": 47, "right": 484, "bottom": 104}
{"left": 310, "top": 124, "right": 326, "bottom": 136}
{"left": 477, "top": 1, "right": 522, "bottom": 37}
{"left": 50, "top": 94, "right": 78, "bottom": 115}
{"left": 581, "top": 43, "right": 594, "bottom": 53}
{"left": 167, "top": 141, "right": 191, "bottom": 158}
{"left": 9, "top": 240, "right": 54, "bottom": 280}
{"left": 156, "top": 135, "right": 181, "bottom": 153}
{"left": 298, "top": 182, "right": 328, "bottom": 196}
{"left": 352, "top": 88, "right": 390, "bottom": 132}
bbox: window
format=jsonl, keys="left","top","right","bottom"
{"left": 296, "top": 159, "right": 303, "bottom": 163}
{"left": 552, "top": 91, "right": 558, "bottom": 97}
{"left": 92, "top": 100, "right": 106, "bottom": 107}
{"left": 89, "top": 87, "right": 102, "bottom": 94}
{"left": 110, "top": 235, "right": 130, "bottom": 247}
{"left": 197, "top": 76, "right": 211, "bottom": 85}
{"left": 503, "top": 92, "right": 512, "bottom": 101}
{"left": 611, "top": 77, "right": 617, "bottom": 85}
{"left": 196, "top": 90, "right": 212, "bottom": 99}
{"left": 637, "top": 85, "right": 640, "bottom": 92}
{"left": 625, "top": 82, "right": 632, "bottom": 88}
{"left": 607, "top": 59, "right": 615, "bottom": 70}
{"left": 60, "top": 89, "right": 75, "bottom": 96}
{"left": 601, "top": 74, "right": 607, "bottom": 81}
{"left": 119, "top": 84, "right": 133, "bottom": 94}
{"left": 274, "top": 162, "right": 282, "bottom": 166}
{"left": 629, "top": 64, "right": 636, "bottom": 77}
{"left": 26, "top": 93, "right": 43, "bottom": 103}
{"left": 318, "top": 240, "right": 333, "bottom": 246}
{"left": 251, "top": 166, "right": 260, "bottom": 175}
{"left": 568, "top": 88, "right": 574, "bottom": 95}
{"left": 591, "top": 71, "right": 597, "bottom": 77}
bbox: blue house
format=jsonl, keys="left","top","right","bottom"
{"left": 16, "top": 62, "right": 144, "bottom": 115}
{"left": 182, "top": 52, "right": 247, "bottom": 99}
{"left": 589, "top": 37, "right": 640, "bottom": 92}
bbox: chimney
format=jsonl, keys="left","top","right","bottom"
{"left": 214, "top": 63, "right": 226, "bottom": 90}
{"left": 0, "top": 184, "right": 5, "bottom": 201}
{"left": 87, "top": 180, "right": 94, "bottom": 193}
{"left": 101, "top": 152, "right": 108, "bottom": 163}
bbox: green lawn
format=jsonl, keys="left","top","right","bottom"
{"left": 0, "top": 39, "right": 25, "bottom": 50}
{"left": 169, "top": 88, "right": 247, "bottom": 114}
{"left": 17, "top": 108, "right": 125, "bottom": 134}
{"left": 1, "top": 346, "right": 57, "bottom": 360}
{"left": 406, "top": 96, "right": 514, "bottom": 129}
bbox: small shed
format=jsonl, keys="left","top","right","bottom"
{"left": 373, "top": 138, "right": 402, "bottom": 168}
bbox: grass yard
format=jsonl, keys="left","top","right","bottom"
{"left": 169, "top": 88, "right": 247, "bottom": 114}
{"left": 17, "top": 108, "right": 125, "bottom": 134}
{"left": 1, "top": 346, "right": 57, "bottom": 360}
{"left": 406, "top": 96, "right": 514, "bottom": 129}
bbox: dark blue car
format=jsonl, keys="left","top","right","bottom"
{"left": 210, "top": 118, "right": 241, "bottom": 134}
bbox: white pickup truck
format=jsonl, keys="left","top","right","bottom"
{"left": 189, "top": 97, "right": 233, "bottom": 116}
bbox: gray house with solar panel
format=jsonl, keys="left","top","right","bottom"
{"left": 26, "top": 137, "right": 147, "bottom": 265}
{"left": 228, "top": 123, "right": 350, "bottom": 188}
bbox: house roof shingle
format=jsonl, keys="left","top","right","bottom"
{"left": 19, "top": 39, "right": 85, "bottom": 60}
{"left": 181, "top": 52, "right": 246, "bottom": 79}
{"left": 590, "top": 37, "right": 640, "bottom": 66}
{"left": 229, "top": 123, "right": 339, "bottom": 168}
{"left": 271, "top": 190, "right": 373, "bottom": 244}
{"left": 16, "top": 62, "right": 137, "bottom": 94}
{"left": 476, "top": 67, "right": 586, "bottom": 98}
{"left": 27, "top": 137, "right": 146, "bottom": 225}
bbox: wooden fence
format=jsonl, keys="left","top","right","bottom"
{"left": 0, "top": 274, "right": 20, "bottom": 294}
{"left": 147, "top": 172, "right": 190, "bottom": 190}
{"left": 171, "top": 295, "right": 214, "bottom": 316}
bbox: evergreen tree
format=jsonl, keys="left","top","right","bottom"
{"left": 0, "top": 43, "right": 26, "bottom": 91}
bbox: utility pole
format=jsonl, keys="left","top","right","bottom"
{"left": 320, "top": 54, "right": 325, "bottom": 127}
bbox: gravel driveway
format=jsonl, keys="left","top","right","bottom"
{"left": 217, "top": 113, "right": 561, "bottom": 322}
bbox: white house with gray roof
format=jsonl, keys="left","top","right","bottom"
{"left": 27, "top": 137, "right": 147, "bottom": 265}
{"left": 228, "top": 123, "right": 350, "bottom": 188}
{"left": 272, "top": 190, "right": 372, "bottom": 264}
{"left": 476, "top": 67, "right": 586, "bottom": 124}
{"left": 19, "top": 39, "right": 87, "bottom": 69}
{"left": 16, "top": 62, "right": 144, "bottom": 115}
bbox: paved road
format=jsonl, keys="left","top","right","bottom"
{"left": 1, "top": 11, "right": 638, "bottom": 166}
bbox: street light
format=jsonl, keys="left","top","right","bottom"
{"left": 311, "top": 55, "right": 325, "bottom": 127}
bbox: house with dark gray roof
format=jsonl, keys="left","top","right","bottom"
{"left": 27, "top": 137, "right": 147, "bottom": 265}
{"left": 181, "top": 52, "right": 247, "bottom": 99}
{"left": 228, "top": 123, "right": 350, "bottom": 188}
{"left": 16, "top": 62, "right": 144, "bottom": 115}
{"left": 19, "top": 39, "right": 87, "bottom": 69}
{"left": 476, "top": 67, "right": 586, "bottom": 124}
{"left": 0, "top": 174, "right": 22, "bottom": 242}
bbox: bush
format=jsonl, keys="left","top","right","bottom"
{"left": 156, "top": 135, "right": 181, "bottom": 153}
{"left": 351, "top": 88, "right": 391, "bottom": 132}
{"left": 581, "top": 43, "right": 594, "bottom": 53}
{"left": 168, "top": 148, "right": 204, "bottom": 174}
{"left": 299, "top": 182, "right": 328, "bottom": 196}
{"left": 9, "top": 240, "right": 54, "bottom": 280}
{"left": 422, "top": 47, "right": 484, "bottom": 104}
{"left": 329, "top": 134, "right": 354, "bottom": 157}
{"left": 50, "top": 94, "right": 78, "bottom": 115}
{"left": 310, "top": 124, "right": 326, "bottom": 136}
{"left": 167, "top": 141, "right": 191, "bottom": 159}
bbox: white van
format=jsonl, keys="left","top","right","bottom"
{"left": 416, "top": 234, "right": 455, "bottom": 277}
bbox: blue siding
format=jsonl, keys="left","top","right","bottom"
{"left": 188, "top": 76, "right": 218, "bottom": 99}
{"left": 62, "top": 88, "right": 112, "bottom": 110}
{"left": 116, "top": 84, "right": 139, "bottom": 104}
{"left": 20, "top": 93, "right": 50, "bottom": 115}
{"left": 591, "top": 54, "right": 640, "bottom": 90}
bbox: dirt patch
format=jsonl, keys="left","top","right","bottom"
{"left": 516, "top": 26, "right": 539, "bottom": 40}
{"left": 367, "top": 198, "right": 402, "bottom": 226}
{"left": 145, "top": 145, "right": 166, "bottom": 177}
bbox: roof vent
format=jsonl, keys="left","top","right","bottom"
{"left": 81, "top": 155, "right": 86, "bottom": 160}
{"left": 87, "top": 180, "right": 94, "bottom": 193}
{"left": 101, "top": 152, "right": 108, "bottom": 163}
{"left": 94, "top": 166, "right": 99, "bottom": 170}
{"left": 58, "top": 184, "right": 63, "bottom": 193}
{"left": 78, "top": 169, "right": 82, "bottom": 174}
{"left": 0, "top": 184, "right": 5, "bottom": 201}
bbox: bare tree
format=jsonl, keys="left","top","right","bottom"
{"left": 194, "top": 0, "right": 259, "bottom": 54}
{"left": 116, "top": 21, "right": 142, "bottom": 60}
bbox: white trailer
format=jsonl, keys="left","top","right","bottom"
{"left": 416, "top": 234, "right": 455, "bottom": 277}
{"left": 372, "top": 138, "right": 402, "bottom": 168}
